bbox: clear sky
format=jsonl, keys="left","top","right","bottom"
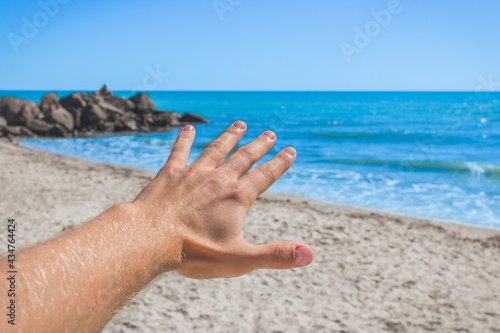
{"left": 1, "top": 0, "right": 499, "bottom": 91}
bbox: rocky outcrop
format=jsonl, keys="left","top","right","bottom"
{"left": 180, "top": 112, "right": 209, "bottom": 124}
{"left": 129, "top": 92, "right": 155, "bottom": 113}
{"left": 46, "top": 107, "right": 74, "bottom": 131}
{"left": 0, "top": 97, "right": 41, "bottom": 125}
{"left": 60, "top": 93, "right": 87, "bottom": 110}
{"left": 40, "top": 92, "right": 60, "bottom": 114}
{"left": 26, "top": 119, "right": 54, "bottom": 134}
{"left": 0, "top": 89, "right": 208, "bottom": 140}
{"left": 104, "top": 95, "right": 135, "bottom": 110}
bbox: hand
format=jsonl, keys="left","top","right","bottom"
{"left": 132, "top": 121, "right": 314, "bottom": 279}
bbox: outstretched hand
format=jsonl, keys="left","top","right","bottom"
{"left": 132, "top": 121, "right": 314, "bottom": 279}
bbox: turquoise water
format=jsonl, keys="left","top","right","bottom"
{"left": 5, "top": 91, "right": 499, "bottom": 228}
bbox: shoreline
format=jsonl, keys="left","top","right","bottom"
{"left": 288, "top": 193, "right": 500, "bottom": 233}
{"left": 11, "top": 137, "right": 500, "bottom": 232}
{"left": 1, "top": 140, "right": 499, "bottom": 332}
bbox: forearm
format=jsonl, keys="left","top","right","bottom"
{"left": 1, "top": 203, "right": 181, "bottom": 333}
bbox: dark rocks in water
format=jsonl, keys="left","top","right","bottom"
{"left": 98, "top": 121, "right": 115, "bottom": 132}
{"left": 40, "top": 92, "right": 60, "bottom": 114}
{"left": 0, "top": 88, "right": 207, "bottom": 140}
{"left": 129, "top": 92, "right": 155, "bottom": 113}
{"left": 26, "top": 119, "right": 54, "bottom": 134}
{"left": 60, "top": 93, "right": 87, "bottom": 110}
{"left": 180, "top": 112, "right": 209, "bottom": 124}
{"left": 2, "top": 125, "right": 35, "bottom": 137}
{"left": 68, "top": 107, "right": 82, "bottom": 129}
{"left": 49, "top": 123, "right": 69, "bottom": 137}
{"left": 3, "top": 126, "right": 22, "bottom": 136}
{"left": 122, "top": 119, "right": 138, "bottom": 131}
{"left": 0, "top": 97, "right": 41, "bottom": 125}
{"left": 104, "top": 95, "right": 135, "bottom": 110}
{"left": 80, "top": 104, "right": 107, "bottom": 127}
{"left": 46, "top": 107, "right": 74, "bottom": 131}
{"left": 99, "top": 100, "right": 125, "bottom": 115}
{"left": 152, "top": 111, "right": 181, "bottom": 127}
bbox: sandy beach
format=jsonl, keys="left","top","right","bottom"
{"left": 1, "top": 140, "right": 499, "bottom": 332}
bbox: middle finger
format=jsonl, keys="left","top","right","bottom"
{"left": 220, "top": 130, "right": 277, "bottom": 179}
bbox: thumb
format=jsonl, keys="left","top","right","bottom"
{"left": 251, "top": 241, "right": 314, "bottom": 270}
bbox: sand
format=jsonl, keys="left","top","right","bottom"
{"left": 0, "top": 140, "right": 499, "bottom": 332}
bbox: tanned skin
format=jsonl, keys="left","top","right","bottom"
{"left": 0, "top": 121, "right": 314, "bottom": 333}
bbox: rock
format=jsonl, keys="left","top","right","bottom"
{"left": 98, "top": 121, "right": 115, "bottom": 132}
{"left": 141, "top": 113, "right": 154, "bottom": 126}
{"left": 180, "top": 112, "right": 209, "bottom": 124}
{"left": 70, "top": 93, "right": 123, "bottom": 116}
{"left": 81, "top": 92, "right": 104, "bottom": 105}
{"left": 67, "top": 108, "right": 82, "bottom": 128}
{"left": 60, "top": 93, "right": 87, "bottom": 110}
{"left": 0, "top": 97, "right": 41, "bottom": 125}
{"left": 129, "top": 92, "right": 155, "bottom": 112}
{"left": 104, "top": 95, "right": 135, "bottom": 110}
{"left": 123, "top": 119, "right": 138, "bottom": 131}
{"left": 47, "top": 107, "right": 74, "bottom": 131}
{"left": 50, "top": 123, "right": 69, "bottom": 137}
{"left": 40, "top": 92, "right": 60, "bottom": 114}
{"left": 0, "top": 89, "right": 208, "bottom": 139}
{"left": 26, "top": 119, "right": 54, "bottom": 134}
{"left": 153, "top": 111, "right": 181, "bottom": 127}
{"left": 2, "top": 126, "right": 35, "bottom": 137}
{"left": 3, "top": 126, "right": 21, "bottom": 135}
{"left": 113, "top": 111, "right": 139, "bottom": 131}
{"left": 80, "top": 104, "right": 107, "bottom": 127}
{"left": 98, "top": 100, "right": 124, "bottom": 115}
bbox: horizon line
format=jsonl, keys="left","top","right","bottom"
{"left": 0, "top": 89, "right": 497, "bottom": 93}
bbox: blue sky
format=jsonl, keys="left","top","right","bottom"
{"left": 1, "top": 0, "right": 499, "bottom": 91}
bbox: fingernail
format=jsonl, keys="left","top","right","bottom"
{"left": 182, "top": 125, "right": 194, "bottom": 132}
{"left": 263, "top": 130, "right": 276, "bottom": 140}
{"left": 232, "top": 120, "right": 246, "bottom": 130}
{"left": 284, "top": 147, "right": 296, "bottom": 157}
{"left": 294, "top": 247, "right": 308, "bottom": 266}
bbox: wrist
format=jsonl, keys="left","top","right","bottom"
{"left": 119, "top": 202, "right": 183, "bottom": 274}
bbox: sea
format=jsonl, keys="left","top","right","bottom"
{"left": 4, "top": 91, "right": 499, "bottom": 229}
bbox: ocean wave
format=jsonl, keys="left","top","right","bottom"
{"left": 313, "top": 131, "right": 500, "bottom": 141}
{"left": 313, "top": 131, "right": 411, "bottom": 139}
{"left": 137, "top": 138, "right": 175, "bottom": 146}
{"left": 326, "top": 159, "right": 500, "bottom": 178}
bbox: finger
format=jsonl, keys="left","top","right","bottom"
{"left": 249, "top": 241, "right": 314, "bottom": 270}
{"left": 192, "top": 120, "right": 247, "bottom": 169}
{"left": 220, "top": 130, "right": 277, "bottom": 179}
{"left": 165, "top": 124, "right": 196, "bottom": 168}
{"left": 241, "top": 147, "right": 296, "bottom": 198}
